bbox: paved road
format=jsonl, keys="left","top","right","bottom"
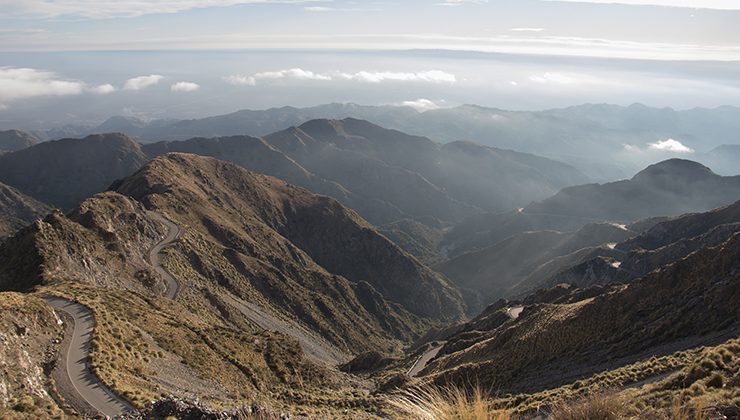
{"left": 45, "top": 296, "right": 134, "bottom": 417}
{"left": 507, "top": 306, "right": 524, "bottom": 319}
{"left": 45, "top": 211, "right": 182, "bottom": 417}
{"left": 147, "top": 211, "right": 183, "bottom": 299}
{"left": 408, "top": 341, "right": 446, "bottom": 377}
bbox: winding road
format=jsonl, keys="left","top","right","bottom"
{"left": 146, "top": 211, "right": 184, "bottom": 299}
{"left": 45, "top": 211, "right": 182, "bottom": 417}
{"left": 45, "top": 297, "right": 135, "bottom": 417}
{"left": 408, "top": 341, "right": 446, "bottom": 377}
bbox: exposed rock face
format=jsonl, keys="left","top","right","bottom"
{"left": 0, "top": 130, "right": 39, "bottom": 153}
{"left": 0, "top": 192, "right": 163, "bottom": 292}
{"left": 0, "top": 293, "right": 64, "bottom": 418}
{"left": 0, "top": 182, "right": 51, "bottom": 238}
{"left": 0, "top": 133, "right": 148, "bottom": 210}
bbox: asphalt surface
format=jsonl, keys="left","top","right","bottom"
{"left": 46, "top": 211, "right": 183, "bottom": 417}
{"left": 147, "top": 211, "right": 184, "bottom": 299}
{"left": 408, "top": 341, "right": 446, "bottom": 377}
{"left": 507, "top": 306, "right": 524, "bottom": 319}
{"left": 45, "top": 296, "right": 134, "bottom": 417}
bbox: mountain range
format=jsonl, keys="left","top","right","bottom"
{"left": 0, "top": 113, "right": 738, "bottom": 418}
{"left": 0, "top": 119, "right": 586, "bottom": 227}
{"left": 28, "top": 103, "right": 740, "bottom": 180}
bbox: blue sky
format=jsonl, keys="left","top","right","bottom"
{"left": 0, "top": 0, "right": 739, "bottom": 126}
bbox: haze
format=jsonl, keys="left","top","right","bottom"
{"left": 1, "top": 0, "right": 739, "bottom": 129}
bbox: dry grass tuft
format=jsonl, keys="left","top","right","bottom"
{"left": 549, "top": 392, "right": 627, "bottom": 420}
{"left": 387, "top": 385, "right": 510, "bottom": 420}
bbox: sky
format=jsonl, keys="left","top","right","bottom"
{"left": 0, "top": 0, "right": 739, "bottom": 128}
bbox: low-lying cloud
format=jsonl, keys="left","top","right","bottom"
{"left": 398, "top": 99, "right": 449, "bottom": 111}
{"left": 623, "top": 138, "right": 695, "bottom": 154}
{"left": 123, "top": 74, "right": 163, "bottom": 90}
{"left": 648, "top": 138, "right": 694, "bottom": 153}
{"left": 223, "top": 68, "right": 457, "bottom": 86}
{"left": 0, "top": 67, "right": 85, "bottom": 107}
{"left": 171, "top": 81, "right": 200, "bottom": 92}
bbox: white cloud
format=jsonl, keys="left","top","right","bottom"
{"left": 398, "top": 99, "right": 449, "bottom": 111}
{"left": 3, "top": 1, "right": 335, "bottom": 19}
{"left": 254, "top": 68, "right": 332, "bottom": 81}
{"left": 304, "top": 6, "right": 333, "bottom": 12}
{"left": 224, "top": 69, "right": 457, "bottom": 86}
{"left": 123, "top": 74, "right": 163, "bottom": 90}
{"left": 171, "top": 81, "right": 200, "bottom": 92}
{"left": 0, "top": 67, "right": 85, "bottom": 107}
{"left": 648, "top": 138, "right": 694, "bottom": 153}
{"left": 88, "top": 83, "right": 116, "bottom": 94}
{"left": 338, "top": 70, "right": 457, "bottom": 83}
{"left": 545, "top": 0, "right": 740, "bottom": 10}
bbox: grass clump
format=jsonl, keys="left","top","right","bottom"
{"left": 549, "top": 392, "right": 627, "bottom": 420}
{"left": 387, "top": 385, "right": 511, "bottom": 420}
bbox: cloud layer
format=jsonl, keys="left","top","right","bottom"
{"left": 223, "top": 68, "right": 457, "bottom": 86}
{"left": 3, "top": 0, "right": 329, "bottom": 19}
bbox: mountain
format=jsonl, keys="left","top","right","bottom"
{"left": 527, "top": 159, "right": 740, "bottom": 221}
{"left": 53, "top": 103, "right": 740, "bottom": 180}
{"left": 436, "top": 222, "right": 638, "bottom": 309}
{"left": 420, "top": 223, "right": 740, "bottom": 401}
{"left": 0, "top": 120, "right": 586, "bottom": 230}
{"left": 443, "top": 159, "right": 740, "bottom": 257}
{"left": 698, "top": 144, "right": 740, "bottom": 176}
{"left": 0, "top": 182, "right": 51, "bottom": 238}
{"left": 0, "top": 133, "right": 148, "bottom": 210}
{"left": 264, "top": 118, "right": 586, "bottom": 220}
{"left": 0, "top": 129, "right": 39, "bottom": 153}
{"left": 0, "top": 152, "right": 466, "bottom": 416}
{"left": 538, "top": 200, "right": 740, "bottom": 291}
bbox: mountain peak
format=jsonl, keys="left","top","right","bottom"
{"left": 632, "top": 158, "right": 716, "bottom": 181}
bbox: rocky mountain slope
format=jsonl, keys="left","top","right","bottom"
{"left": 0, "top": 182, "right": 51, "bottom": 238}
{"left": 421, "top": 229, "right": 740, "bottom": 396}
{"left": 0, "top": 130, "right": 39, "bottom": 154}
{"left": 0, "top": 152, "right": 467, "bottom": 416}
